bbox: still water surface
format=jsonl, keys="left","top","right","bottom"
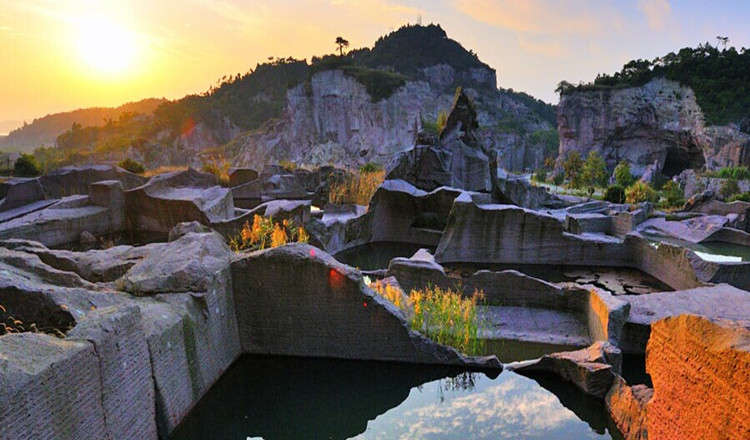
{"left": 171, "top": 356, "right": 622, "bottom": 440}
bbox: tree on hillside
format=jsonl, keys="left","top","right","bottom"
{"left": 582, "top": 151, "right": 608, "bottom": 187}
{"left": 336, "top": 37, "right": 350, "bottom": 56}
{"left": 562, "top": 151, "right": 584, "bottom": 189}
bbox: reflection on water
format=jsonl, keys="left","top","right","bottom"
{"left": 171, "top": 355, "right": 621, "bottom": 440}
{"left": 483, "top": 338, "right": 584, "bottom": 363}
{"left": 642, "top": 233, "right": 750, "bottom": 262}
{"left": 334, "top": 242, "right": 436, "bottom": 271}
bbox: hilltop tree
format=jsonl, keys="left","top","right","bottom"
{"left": 335, "top": 36, "right": 349, "bottom": 56}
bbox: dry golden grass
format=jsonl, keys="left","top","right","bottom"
{"left": 229, "top": 215, "right": 309, "bottom": 252}
{"left": 201, "top": 155, "right": 231, "bottom": 186}
{"left": 329, "top": 169, "right": 385, "bottom": 206}
{"left": 142, "top": 165, "right": 189, "bottom": 178}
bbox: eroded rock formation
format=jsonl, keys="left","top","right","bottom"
{"left": 558, "top": 78, "right": 750, "bottom": 176}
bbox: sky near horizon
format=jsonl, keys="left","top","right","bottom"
{"left": 1, "top": 0, "right": 749, "bottom": 124}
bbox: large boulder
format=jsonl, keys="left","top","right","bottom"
{"left": 125, "top": 167, "right": 234, "bottom": 233}
{"left": 116, "top": 231, "right": 232, "bottom": 295}
{"left": 231, "top": 243, "right": 501, "bottom": 369}
{"left": 0, "top": 178, "right": 45, "bottom": 211}
{"left": 513, "top": 341, "right": 622, "bottom": 398}
{"left": 39, "top": 165, "right": 146, "bottom": 198}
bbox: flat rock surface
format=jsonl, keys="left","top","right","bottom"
{"left": 0, "top": 200, "right": 58, "bottom": 223}
{"left": 624, "top": 284, "right": 750, "bottom": 325}
{"left": 479, "top": 306, "right": 590, "bottom": 346}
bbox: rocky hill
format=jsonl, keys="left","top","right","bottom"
{"left": 0, "top": 99, "right": 166, "bottom": 153}
{"left": 49, "top": 24, "right": 557, "bottom": 172}
{"left": 557, "top": 45, "right": 750, "bottom": 178}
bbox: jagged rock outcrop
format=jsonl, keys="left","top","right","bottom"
{"left": 558, "top": 78, "right": 750, "bottom": 177}
{"left": 387, "top": 90, "right": 491, "bottom": 192}
{"left": 226, "top": 67, "right": 554, "bottom": 172}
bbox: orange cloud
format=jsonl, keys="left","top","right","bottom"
{"left": 637, "top": 0, "right": 672, "bottom": 31}
{"left": 452, "top": 0, "right": 606, "bottom": 35}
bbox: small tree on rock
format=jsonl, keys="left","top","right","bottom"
{"left": 335, "top": 36, "right": 349, "bottom": 56}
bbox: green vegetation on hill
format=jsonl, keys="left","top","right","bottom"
{"left": 558, "top": 44, "right": 750, "bottom": 125}
{"left": 0, "top": 98, "right": 166, "bottom": 151}
{"left": 350, "top": 24, "right": 492, "bottom": 76}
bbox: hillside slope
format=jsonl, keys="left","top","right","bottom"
{"left": 0, "top": 98, "right": 167, "bottom": 152}
{"left": 48, "top": 24, "right": 557, "bottom": 172}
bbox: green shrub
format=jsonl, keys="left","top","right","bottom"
{"left": 117, "top": 158, "right": 145, "bottom": 174}
{"left": 613, "top": 161, "right": 635, "bottom": 188}
{"left": 719, "top": 178, "right": 741, "bottom": 199}
{"left": 13, "top": 154, "right": 41, "bottom": 177}
{"left": 625, "top": 181, "right": 659, "bottom": 204}
{"left": 562, "top": 152, "right": 584, "bottom": 189}
{"left": 717, "top": 166, "right": 750, "bottom": 180}
{"left": 532, "top": 168, "right": 548, "bottom": 183}
{"left": 728, "top": 192, "right": 750, "bottom": 202}
{"left": 359, "top": 162, "right": 383, "bottom": 173}
{"left": 582, "top": 151, "right": 608, "bottom": 187}
{"left": 603, "top": 185, "right": 626, "bottom": 203}
{"left": 661, "top": 180, "right": 685, "bottom": 208}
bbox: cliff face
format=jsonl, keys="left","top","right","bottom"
{"left": 558, "top": 78, "right": 750, "bottom": 176}
{"left": 223, "top": 66, "right": 554, "bottom": 172}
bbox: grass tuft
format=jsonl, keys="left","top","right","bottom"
{"left": 329, "top": 169, "right": 385, "bottom": 205}
{"left": 229, "top": 215, "right": 308, "bottom": 252}
{"left": 368, "top": 280, "right": 485, "bottom": 355}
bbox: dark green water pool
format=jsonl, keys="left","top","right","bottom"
{"left": 171, "top": 355, "right": 622, "bottom": 440}
{"left": 334, "top": 242, "right": 436, "bottom": 271}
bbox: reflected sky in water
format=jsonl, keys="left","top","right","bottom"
{"left": 171, "top": 356, "right": 619, "bottom": 440}
{"left": 353, "top": 372, "right": 610, "bottom": 440}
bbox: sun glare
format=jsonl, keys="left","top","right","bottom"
{"left": 77, "top": 17, "right": 137, "bottom": 75}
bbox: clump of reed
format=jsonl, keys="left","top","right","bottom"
{"left": 367, "top": 280, "right": 485, "bottom": 355}
{"left": 328, "top": 167, "right": 385, "bottom": 206}
{"left": 229, "top": 215, "right": 309, "bottom": 252}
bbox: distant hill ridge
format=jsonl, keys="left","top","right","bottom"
{"left": 0, "top": 98, "right": 167, "bottom": 152}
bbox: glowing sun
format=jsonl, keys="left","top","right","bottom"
{"left": 77, "top": 17, "right": 137, "bottom": 75}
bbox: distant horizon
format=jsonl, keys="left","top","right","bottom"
{"left": 1, "top": 0, "right": 749, "bottom": 122}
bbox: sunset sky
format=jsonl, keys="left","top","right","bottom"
{"left": 1, "top": 0, "right": 749, "bottom": 125}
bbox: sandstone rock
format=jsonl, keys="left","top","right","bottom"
{"left": 79, "top": 231, "right": 97, "bottom": 245}
{"left": 125, "top": 167, "right": 234, "bottom": 233}
{"left": 645, "top": 315, "right": 750, "bottom": 438}
{"left": 605, "top": 375, "right": 652, "bottom": 440}
{"left": 0, "top": 333, "right": 109, "bottom": 439}
{"left": 228, "top": 167, "right": 259, "bottom": 187}
{"left": 0, "top": 178, "right": 45, "bottom": 212}
{"left": 559, "top": 78, "right": 750, "bottom": 177}
{"left": 39, "top": 165, "right": 145, "bottom": 198}
{"left": 231, "top": 243, "right": 501, "bottom": 369}
{"left": 67, "top": 306, "right": 157, "bottom": 440}
{"left": 117, "top": 231, "right": 232, "bottom": 294}
{"left": 0, "top": 203, "right": 119, "bottom": 247}
{"left": 494, "top": 170, "right": 566, "bottom": 209}
{"left": 435, "top": 193, "right": 629, "bottom": 266}
{"left": 620, "top": 284, "right": 750, "bottom": 354}
{"left": 513, "top": 341, "right": 622, "bottom": 398}
{"left": 168, "top": 221, "right": 212, "bottom": 242}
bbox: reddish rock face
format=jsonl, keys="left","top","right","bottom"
{"left": 646, "top": 314, "right": 750, "bottom": 439}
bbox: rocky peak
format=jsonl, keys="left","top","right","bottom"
{"left": 440, "top": 89, "right": 480, "bottom": 146}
